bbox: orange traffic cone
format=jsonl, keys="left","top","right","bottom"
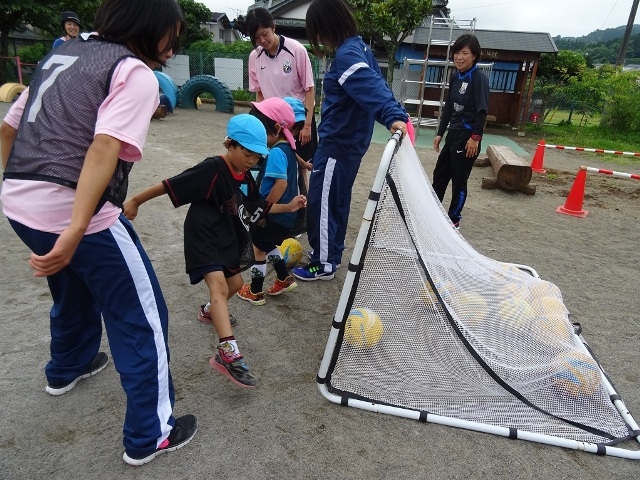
{"left": 556, "top": 168, "right": 588, "bottom": 218}
{"left": 530, "top": 139, "right": 546, "bottom": 173}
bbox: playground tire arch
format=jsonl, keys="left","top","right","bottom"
{"left": 0, "top": 83, "right": 26, "bottom": 102}
{"left": 177, "top": 75, "right": 234, "bottom": 113}
{"left": 153, "top": 71, "right": 178, "bottom": 109}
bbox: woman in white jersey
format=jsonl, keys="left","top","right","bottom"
{"left": 0, "top": 0, "right": 196, "bottom": 467}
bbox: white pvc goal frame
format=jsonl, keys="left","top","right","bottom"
{"left": 316, "top": 131, "right": 640, "bottom": 460}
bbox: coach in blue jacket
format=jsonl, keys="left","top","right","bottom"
{"left": 293, "top": 0, "right": 409, "bottom": 282}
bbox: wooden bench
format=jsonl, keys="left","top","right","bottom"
{"left": 481, "top": 145, "right": 536, "bottom": 195}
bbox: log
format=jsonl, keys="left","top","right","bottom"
{"left": 481, "top": 176, "right": 500, "bottom": 189}
{"left": 483, "top": 145, "right": 536, "bottom": 195}
{"left": 474, "top": 156, "right": 491, "bottom": 167}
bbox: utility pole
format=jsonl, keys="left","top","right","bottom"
{"left": 616, "top": 0, "right": 640, "bottom": 66}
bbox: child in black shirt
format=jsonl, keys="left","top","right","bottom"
{"left": 124, "top": 114, "right": 306, "bottom": 387}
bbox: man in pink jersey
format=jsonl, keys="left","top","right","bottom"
{"left": 245, "top": 7, "right": 317, "bottom": 166}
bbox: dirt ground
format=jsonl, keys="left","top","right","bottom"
{"left": 1, "top": 102, "right": 639, "bottom": 479}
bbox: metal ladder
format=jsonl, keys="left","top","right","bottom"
{"left": 399, "top": 16, "right": 477, "bottom": 137}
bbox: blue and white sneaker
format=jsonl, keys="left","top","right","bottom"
{"left": 292, "top": 262, "right": 335, "bottom": 281}
{"left": 307, "top": 250, "right": 341, "bottom": 269}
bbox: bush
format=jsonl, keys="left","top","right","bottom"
{"left": 232, "top": 89, "right": 255, "bottom": 102}
{"left": 189, "top": 39, "right": 253, "bottom": 54}
{"left": 599, "top": 71, "right": 640, "bottom": 132}
{"left": 17, "top": 43, "right": 47, "bottom": 65}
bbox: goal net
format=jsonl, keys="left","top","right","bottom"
{"left": 317, "top": 133, "right": 640, "bottom": 459}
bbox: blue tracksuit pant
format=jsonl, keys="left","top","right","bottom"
{"left": 8, "top": 215, "right": 175, "bottom": 458}
{"left": 307, "top": 151, "right": 361, "bottom": 271}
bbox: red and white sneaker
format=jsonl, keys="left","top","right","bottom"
{"left": 236, "top": 284, "right": 266, "bottom": 305}
{"left": 197, "top": 303, "right": 237, "bottom": 327}
{"left": 266, "top": 276, "right": 298, "bottom": 296}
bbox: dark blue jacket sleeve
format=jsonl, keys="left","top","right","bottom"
{"left": 337, "top": 53, "right": 407, "bottom": 129}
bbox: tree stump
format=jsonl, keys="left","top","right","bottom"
{"left": 482, "top": 145, "right": 536, "bottom": 195}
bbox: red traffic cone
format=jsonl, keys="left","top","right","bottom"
{"left": 530, "top": 139, "right": 546, "bottom": 173}
{"left": 556, "top": 168, "right": 588, "bottom": 218}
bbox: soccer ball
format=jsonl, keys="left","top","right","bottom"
{"left": 496, "top": 297, "right": 535, "bottom": 330}
{"left": 535, "top": 314, "right": 573, "bottom": 347}
{"left": 531, "top": 295, "right": 567, "bottom": 317}
{"left": 552, "top": 350, "right": 601, "bottom": 397}
{"left": 344, "top": 308, "right": 384, "bottom": 348}
{"left": 451, "top": 291, "right": 489, "bottom": 327}
{"left": 277, "top": 238, "right": 303, "bottom": 267}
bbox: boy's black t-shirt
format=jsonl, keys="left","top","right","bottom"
{"left": 162, "top": 155, "right": 272, "bottom": 272}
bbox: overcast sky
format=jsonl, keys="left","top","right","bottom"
{"left": 204, "top": 0, "right": 637, "bottom": 38}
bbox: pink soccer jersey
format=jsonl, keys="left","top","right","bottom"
{"left": 248, "top": 36, "right": 315, "bottom": 102}
{"left": 1, "top": 57, "right": 159, "bottom": 234}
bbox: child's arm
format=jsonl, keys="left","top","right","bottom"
{"left": 0, "top": 121, "right": 17, "bottom": 169}
{"left": 268, "top": 194, "right": 306, "bottom": 214}
{"left": 296, "top": 152, "right": 312, "bottom": 171}
{"left": 264, "top": 178, "right": 288, "bottom": 204}
{"left": 123, "top": 182, "right": 167, "bottom": 220}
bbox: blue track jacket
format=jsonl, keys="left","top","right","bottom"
{"left": 317, "top": 36, "right": 407, "bottom": 160}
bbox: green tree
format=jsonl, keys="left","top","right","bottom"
{"left": 189, "top": 39, "right": 253, "bottom": 55}
{"left": 0, "top": 1, "right": 57, "bottom": 83}
{"left": 535, "top": 50, "right": 587, "bottom": 123}
{"left": 347, "top": 0, "right": 434, "bottom": 83}
{"left": 177, "top": 0, "right": 212, "bottom": 49}
{"left": 0, "top": 0, "right": 210, "bottom": 84}
{"left": 561, "top": 69, "right": 606, "bottom": 126}
{"left": 600, "top": 70, "right": 640, "bottom": 132}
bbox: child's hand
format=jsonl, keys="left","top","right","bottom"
{"left": 288, "top": 194, "right": 307, "bottom": 212}
{"left": 123, "top": 199, "right": 139, "bottom": 220}
{"left": 296, "top": 153, "right": 312, "bottom": 171}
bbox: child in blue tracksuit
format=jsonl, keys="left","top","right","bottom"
{"left": 293, "top": 0, "right": 409, "bottom": 282}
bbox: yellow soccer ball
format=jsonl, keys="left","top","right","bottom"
{"left": 496, "top": 297, "right": 535, "bottom": 330}
{"left": 419, "top": 281, "right": 436, "bottom": 305}
{"left": 529, "top": 279, "right": 563, "bottom": 301}
{"left": 451, "top": 292, "right": 489, "bottom": 326}
{"left": 277, "top": 238, "right": 303, "bottom": 267}
{"left": 552, "top": 351, "right": 601, "bottom": 397}
{"left": 531, "top": 295, "right": 567, "bottom": 317}
{"left": 531, "top": 295, "right": 572, "bottom": 346}
{"left": 535, "top": 314, "right": 573, "bottom": 347}
{"left": 344, "top": 308, "right": 384, "bottom": 348}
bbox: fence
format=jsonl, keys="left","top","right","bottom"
{"left": 528, "top": 92, "right": 600, "bottom": 127}
{"left": 186, "top": 50, "right": 325, "bottom": 107}
{"left": 5, "top": 44, "right": 584, "bottom": 127}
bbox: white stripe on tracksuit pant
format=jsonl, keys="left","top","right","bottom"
{"left": 7, "top": 214, "right": 174, "bottom": 458}
{"left": 307, "top": 152, "right": 361, "bottom": 271}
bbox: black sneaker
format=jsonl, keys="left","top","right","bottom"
{"left": 123, "top": 414, "right": 198, "bottom": 466}
{"left": 210, "top": 354, "right": 257, "bottom": 388}
{"left": 45, "top": 352, "right": 109, "bottom": 396}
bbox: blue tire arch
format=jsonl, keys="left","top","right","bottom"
{"left": 153, "top": 71, "right": 178, "bottom": 109}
